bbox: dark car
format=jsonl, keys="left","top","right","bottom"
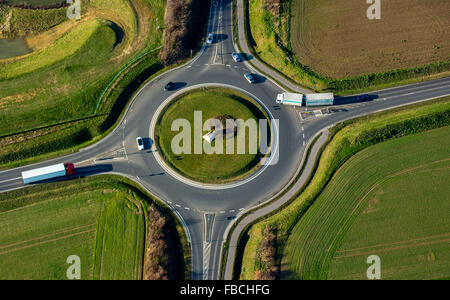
{"left": 164, "top": 82, "right": 174, "bottom": 91}
{"left": 357, "top": 94, "right": 370, "bottom": 101}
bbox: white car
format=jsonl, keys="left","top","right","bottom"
{"left": 244, "top": 73, "right": 255, "bottom": 84}
{"left": 207, "top": 33, "right": 214, "bottom": 44}
{"left": 232, "top": 52, "right": 241, "bottom": 62}
{"left": 136, "top": 137, "right": 144, "bottom": 151}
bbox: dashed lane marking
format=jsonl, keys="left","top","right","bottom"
{"left": 0, "top": 177, "right": 21, "bottom": 184}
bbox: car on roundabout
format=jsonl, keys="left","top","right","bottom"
{"left": 136, "top": 137, "right": 145, "bottom": 151}
{"left": 232, "top": 52, "right": 241, "bottom": 62}
{"left": 244, "top": 73, "right": 255, "bottom": 84}
{"left": 164, "top": 82, "right": 175, "bottom": 91}
{"left": 207, "top": 33, "right": 214, "bottom": 44}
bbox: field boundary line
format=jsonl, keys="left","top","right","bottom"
{"left": 336, "top": 232, "right": 450, "bottom": 255}
{"left": 0, "top": 223, "right": 96, "bottom": 250}
{"left": 386, "top": 158, "right": 450, "bottom": 179}
{"left": 0, "top": 228, "right": 96, "bottom": 256}
{"left": 334, "top": 238, "right": 450, "bottom": 259}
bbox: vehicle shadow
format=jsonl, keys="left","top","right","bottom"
{"left": 251, "top": 73, "right": 266, "bottom": 84}
{"left": 216, "top": 33, "right": 228, "bottom": 43}
{"left": 172, "top": 82, "right": 187, "bottom": 90}
{"left": 333, "top": 94, "right": 378, "bottom": 106}
{"left": 142, "top": 138, "right": 153, "bottom": 151}
{"left": 240, "top": 53, "right": 253, "bottom": 61}
{"left": 148, "top": 172, "right": 165, "bottom": 177}
{"left": 38, "top": 164, "right": 114, "bottom": 184}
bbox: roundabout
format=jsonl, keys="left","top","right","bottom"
{"left": 148, "top": 83, "right": 284, "bottom": 190}
{"left": 154, "top": 86, "right": 271, "bottom": 185}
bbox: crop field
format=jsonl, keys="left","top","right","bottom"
{"left": 0, "top": 177, "right": 146, "bottom": 280}
{"left": 291, "top": 0, "right": 450, "bottom": 78}
{"left": 238, "top": 97, "right": 450, "bottom": 280}
{"left": 281, "top": 126, "right": 450, "bottom": 280}
{"left": 156, "top": 87, "right": 269, "bottom": 184}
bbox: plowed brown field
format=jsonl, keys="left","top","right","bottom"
{"left": 291, "top": 0, "right": 450, "bottom": 78}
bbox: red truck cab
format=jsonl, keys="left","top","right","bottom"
{"left": 65, "top": 163, "right": 76, "bottom": 175}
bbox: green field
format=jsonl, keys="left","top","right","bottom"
{"left": 237, "top": 97, "right": 450, "bottom": 280}
{"left": 0, "top": 0, "right": 166, "bottom": 169}
{"left": 282, "top": 126, "right": 450, "bottom": 280}
{"left": 156, "top": 87, "right": 269, "bottom": 184}
{"left": 0, "top": 176, "right": 147, "bottom": 280}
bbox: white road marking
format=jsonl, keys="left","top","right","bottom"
{"left": 203, "top": 242, "right": 211, "bottom": 280}
{"left": 0, "top": 177, "right": 21, "bottom": 184}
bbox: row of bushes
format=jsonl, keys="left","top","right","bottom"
{"left": 0, "top": 1, "right": 67, "bottom": 10}
{"left": 328, "top": 61, "right": 450, "bottom": 92}
{"left": 159, "top": 0, "right": 210, "bottom": 65}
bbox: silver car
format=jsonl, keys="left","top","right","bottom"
{"left": 232, "top": 52, "right": 241, "bottom": 62}
{"left": 136, "top": 137, "right": 144, "bottom": 151}
{"left": 244, "top": 73, "right": 255, "bottom": 84}
{"left": 207, "top": 33, "right": 214, "bottom": 44}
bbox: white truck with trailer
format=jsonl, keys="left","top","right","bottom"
{"left": 22, "top": 163, "right": 75, "bottom": 184}
{"left": 276, "top": 92, "right": 334, "bottom": 107}
{"left": 304, "top": 93, "right": 334, "bottom": 106}
{"left": 276, "top": 92, "right": 304, "bottom": 106}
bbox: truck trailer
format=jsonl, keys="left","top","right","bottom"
{"left": 305, "top": 93, "right": 334, "bottom": 106}
{"left": 22, "top": 163, "right": 75, "bottom": 184}
{"left": 276, "top": 92, "right": 303, "bottom": 106}
{"left": 276, "top": 92, "right": 334, "bottom": 107}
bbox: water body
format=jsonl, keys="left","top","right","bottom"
{"left": 0, "top": 37, "right": 32, "bottom": 59}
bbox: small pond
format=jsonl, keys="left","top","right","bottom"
{"left": 0, "top": 37, "right": 32, "bottom": 59}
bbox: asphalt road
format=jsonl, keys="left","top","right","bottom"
{"left": 0, "top": 0, "right": 449, "bottom": 280}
